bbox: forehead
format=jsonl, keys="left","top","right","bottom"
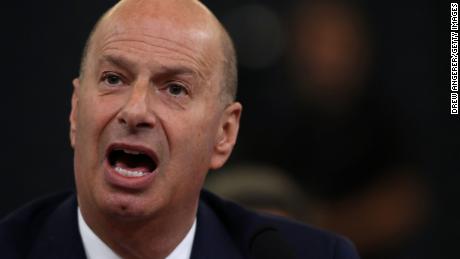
{"left": 87, "top": 0, "right": 223, "bottom": 74}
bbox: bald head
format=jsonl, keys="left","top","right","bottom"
{"left": 79, "top": 0, "right": 237, "bottom": 103}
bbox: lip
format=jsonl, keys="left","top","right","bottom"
{"left": 103, "top": 142, "right": 159, "bottom": 190}
{"left": 106, "top": 142, "right": 159, "bottom": 165}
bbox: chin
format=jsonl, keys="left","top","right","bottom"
{"left": 97, "top": 190, "right": 159, "bottom": 220}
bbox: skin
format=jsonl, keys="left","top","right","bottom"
{"left": 69, "top": 0, "right": 242, "bottom": 258}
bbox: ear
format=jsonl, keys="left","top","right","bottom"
{"left": 210, "top": 102, "right": 242, "bottom": 170}
{"left": 69, "top": 78, "right": 80, "bottom": 148}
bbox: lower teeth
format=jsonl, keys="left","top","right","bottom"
{"left": 114, "top": 167, "right": 147, "bottom": 177}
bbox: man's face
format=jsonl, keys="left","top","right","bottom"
{"left": 70, "top": 4, "right": 240, "bottom": 220}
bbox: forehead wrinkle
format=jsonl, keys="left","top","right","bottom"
{"left": 98, "top": 33, "right": 213, "bottom": 77}
{"left": 99, "top": 46, "right": 207, "bottom": 83}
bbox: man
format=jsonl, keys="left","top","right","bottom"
{"left": 0, "top": 0, "right": 359, "bottom": 258}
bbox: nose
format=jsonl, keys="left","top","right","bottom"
{"left": 116, "top": 82, "right": 156, "bottom": 130}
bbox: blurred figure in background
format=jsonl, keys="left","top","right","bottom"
{"left": 206, "top": 164, "right": 309, "bottom": 221}
{"left": 280, "top": 1, "right": 433, "bottom": 258}
{"left": 205, "top": 1, "right": 434, "bottom": 257}
{"left": 288, "top": 0, "right": 372, "bottom": 114}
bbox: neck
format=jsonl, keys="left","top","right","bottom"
{"left": 80, "top": 200, "right": 198, "bottom": 259}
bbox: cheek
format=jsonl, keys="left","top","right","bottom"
{"left": 166, "top": 112, "right": 220, "bottom": 171}
{"left": 74, "top": 95, "right": 121, "bottom": 167}
{"left": 78, "top": 93, "right": 122, "bottom": 136}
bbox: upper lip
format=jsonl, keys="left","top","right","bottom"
{"left": 106, "top": 142, "right": 159, "bottom": 166}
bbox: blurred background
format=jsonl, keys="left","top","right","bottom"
{"left": 0, "top": 1, "right": 456, "bottom": 258}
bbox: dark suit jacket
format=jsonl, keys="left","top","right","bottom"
{"left": 0, "top": 190, "right": 359, "bottom": 259}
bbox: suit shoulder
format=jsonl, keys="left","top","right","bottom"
{"left": 1, "top": 191, "right": 74, "bottom": 229}
{"left": 0, "top": 192, "right": 74, "bottom": 257}
{"left": 200, "top": 190, "right": 359, "bottom": 259}
{"left": 261, "top": 213, "right": 359, "bottom": 259}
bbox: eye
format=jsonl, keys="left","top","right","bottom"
{"left": 101, "top": 72, "right": 124, "bottom": 87}
{"left": 166, "top": 83, "right": 188, "bottom": 96}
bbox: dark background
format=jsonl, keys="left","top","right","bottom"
{"left": 0, "top": 1, "right": 457, "bottom": 258}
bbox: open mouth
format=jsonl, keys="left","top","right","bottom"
{"left": 107, "top": 145, "right": 157, "bottom": 178}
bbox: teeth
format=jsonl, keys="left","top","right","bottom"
{"left": 114, "top": 167, "right": 147, "bottom": 177}
{"left": 122, "top": 149, "right": 141, "bottom": 155}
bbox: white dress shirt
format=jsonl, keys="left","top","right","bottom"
{"left": 78, "top": 208, "right": 197, "bottom": 259}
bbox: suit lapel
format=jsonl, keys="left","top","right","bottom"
{"left": 190, "top": 200, "right": 244, "bottom": 259}
{"left": 25, "top": 191, "right": 249, "bottom": 259}
{"left": 28, "top": 194, "right": 87, "bottom": 259}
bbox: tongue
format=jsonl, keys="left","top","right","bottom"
{"left": 115, "top": 161, "right": 152, "bottom": 173}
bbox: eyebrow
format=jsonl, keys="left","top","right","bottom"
{"left": 99, "top": 54, "right": 201, "bottom": 79}
{"left": 99, "top": 54, "right": 136, "bottom": 71}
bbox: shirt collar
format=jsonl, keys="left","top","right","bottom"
{"left": 77, "top": 208, "right": 197, "bottom": 259}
